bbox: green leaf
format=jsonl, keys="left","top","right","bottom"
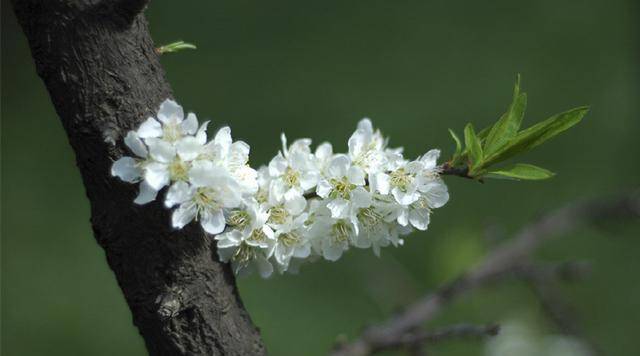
{"left": 483, "top": 106, "right": 589, "bottom": 167}
{"left": 486, "top": 163, "right": 555, "bottom": 180}
{"left": 477, "top": 125, "right": 491, "bottom": 140}
{"left": 483, "top": 75, "right": 528, "bottom": 156}
{"left": 448, "top": 128, "right": 462, "bottom": 162}
{"left": 464, "top": 123, "right": 483, "bottom": 172}
{"left": 157, "top": 41, "right": 197, "bottom": 54}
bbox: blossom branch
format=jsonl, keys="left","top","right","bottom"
{"left": 439, "top": 163, "right": 474, "bottom": 180}
{"left": 331, "top": 191, "right": 640, "bottom": 356}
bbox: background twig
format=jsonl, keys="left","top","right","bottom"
{"left": 331, "top": 191, "right": 639, "bottom": 356}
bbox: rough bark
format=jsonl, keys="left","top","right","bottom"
{"left": 11, "top": 1, "right": 267, "bottom": 355}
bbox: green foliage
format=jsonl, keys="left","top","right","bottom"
{"left": 486, "top": 163, "right": 555, "bottom": 180}
{"left": 464, "top": 123, "right": 483, "bottom": 174}
{"left": 483, "top": 74, "right": 527, "bottom": 157}
{"left": 447, "top": 76, "right": 588, "bottom": 181}
{"left": 156, "top": 41, "right": 197, "bottom": 54}
{"left": 448, "top": 129, "right": 463, "bottom": 165}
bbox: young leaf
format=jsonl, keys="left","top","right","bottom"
{"left": 464, "top": 123, "right": 483, "bottom": 172}
{"left": 483, "top": 106, "right": 589, "bottom": 167}
{"left": 157, "top": 41, "right": 197, "bottom": 54}
{"left": 483, "top": 75, "right": 528, "bottom": 156}
{"left": 486, "top": 163, "right": 555, "bottom": 180}
{"left": 448, "top": 128, "right": 462, "bottom": 163}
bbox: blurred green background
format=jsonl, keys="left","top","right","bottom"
{"left": 2, "top": 0, "right": 639, "bottom": 355}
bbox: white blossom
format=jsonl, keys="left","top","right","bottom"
{"left": 215, "top": 201, "right": 275, "bottom": 277}
{"left": 112, "top": 98, "right": 451, "bottom": 277}
{"left": 348, "top": 118, "right": 387, "bottom": 174}
{"left": 316, "top": 154, "right": 370, "bottom": 220}
{"left": 166, "top": 163, "right": 243, "bottom": 234}
{"left": 111, "top": 131, "right": 160, "bottom": 204}
{"left": 268, "top": 134, "right": 319, "bottom": 205}
{"left": 272, "top": 213, "right": 312, "bottom": 269}
{"left": 309, "top": 204, "right": 358, "bottom": 261}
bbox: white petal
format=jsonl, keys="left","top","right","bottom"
{"left": 316, "top": 180, "right": 332, "bottom": 198}
{"left": 216, "top": 178, "right": 243, "bottom": 208}
{"left": 293, "top": 212, "right": 308, "bottom": 228}
{"left": 352, "top": 233, "right": 372, "bottom": 249}
{"left": 327, "top": 198, "right": 350, "bottom": 219}
{"left": 347, "top": 166, "right": 366, "bottom": 186}
{"left": 195, "top": 120, "right": 209, "bottom": 145}
{"left": 348, "top": 129, "right": 367, "bottom": 158}
{"left": 392, "top": 187, "right": 419, "bottom": 205}
{"left": 420, "top": 149, "right": 441, "bottom": 169}
{"left": 351, "top": 187, "right": 372, "bottom": 208}
{"left": 285, "top": 195, "right": 307, "bottom": 215}
{"left": 172, "top": 203, "right": 197, "bottom": 229}
{"left": 289, "top": 151, "right": 309, "bottom": 171}
{"left": 111, "top": 157, "right": 141, "bottom": 182}
{"left": 299, "top": 170, "right": 319, "bottom": 190}
{"left": 322, "top": 243, "right": 344, "bottom": 262}
{"left": 357, "top": 118, "right": 373, "bottom": 133}
{"left": 213, "top": 126, "right": 232, "bottom": 153}
{"left": 293, "top": 244, "right": 311, "bottom": 259}
{"left": 315, "top": 142, "right": 333, "bottom": 161}
{"left": 137, "top": 117, "right": 162, "bottom": 138}
{"left": 328, "top": 154, "right": 350, "bottom": 178}
{"left": 146, "top": 138, "right": 176, "bottom": 163}
{"left": 181, "top": 112, "right": 198, "bottom": 135}
{"left": 188, "top": 161, "right": 228, "bottom": 187}
{"left": 233, "top": 166, "right": 259, "bottom": 194}
{"left": 176, "top": 136, "right": 202, "bottom": 161}
{"left": 255, "top": 255, "right": 274, "bottom": 278}
{"left": 229, "top": 141, "right": 250, "bottom": 166}
{"left": 201, "top": 209, "right": 226, "bottom": 234}
{"left": 274, "top": 244, "right": 293, "bottom": 266}
{"left": 144, "top": 162, "right": 170, "bottom": 190}
{"left": 289, "top": 138, "right": 312, "bottom": 154}
{"left": 397, "top": 209, "right": 409, "bottom": 226}
{"left": 370, "top": 173, "right": 390, "bottom": 195}
{"left": 406, "top": 160, "right": 425, "bottom": 174}
{"left": 165, "top": 181, "right": 193, "bottom": 208}
{"left": 124, "top": 131, "right": 148, "bottom": 158}
{"left": 262, "top": 225, "right": 275, "bottom": 240}
{"left": 134, "top": 181, "right": 158, "bottom": 205}
{"left": 157, "top": 99, "right": 184, "bottom": 124}
{"left": 280, "top": 133, "right": 288, "bottom": 156}
{"left": 269, "top": 180, "right": 287, "bottom": 202}
{"left": 268, "top": 154, "right": 288, "bottom": 177}
{"left": 284, "top": 186, "right": 303, "bottom": 202}
{"left": 216, "top": 230, "right": 243, "bottom": 248}
{"left": 409, "top": 208, "right": 430, "bottom": 231}
{"left": 421, "top": 180, "right": 450, "bottom": 209}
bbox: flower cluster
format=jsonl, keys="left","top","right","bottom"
{"left": 112, "top": 99, "right": 449, "bottom": 278}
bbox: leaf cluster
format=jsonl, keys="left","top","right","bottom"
{"left": 447, "top": 75, "right": 588, "bottom": 181}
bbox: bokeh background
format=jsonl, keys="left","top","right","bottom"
{"left": 2, "top": 0, "right": 639, "bottom": 355}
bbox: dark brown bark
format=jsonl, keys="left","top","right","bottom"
{"left": 11, "top": 1, "right": 267, "bottom": 355}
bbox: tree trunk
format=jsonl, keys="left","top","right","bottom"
{"left": 11, "top": 1, "right": 267, "bottom": 355}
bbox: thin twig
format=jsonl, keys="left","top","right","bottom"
{"left": 517, "top": 263, "right": 602, "bottom": 356}
{"left": 353, "top": 323, "right": 499, "bottom": 354}
{"left": 331, "top": 191, "right": 640, "bottom": 356}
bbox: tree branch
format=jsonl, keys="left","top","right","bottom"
{"left": 517, "top": 262, "right": 603, "bottom": 355}
{"left": 341, "top": 323, "right": 499, "bottom": 354}
{"left": 11, "top": 1, "right": 266, "bottom": 355}
{"left": 439, "top": 164, "right": 474, "bottom": 180}
{"left": 331, "top": 191, "right": 640, "bottom": 356}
